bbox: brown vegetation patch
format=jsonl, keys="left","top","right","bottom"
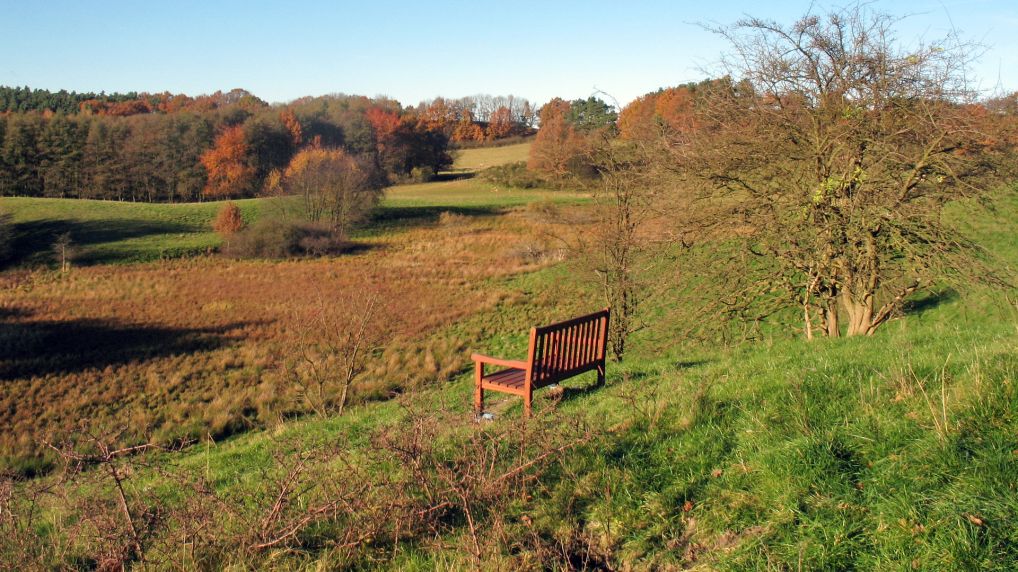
{"left": 0, "top": 210, "right": 566, "bottom": 470}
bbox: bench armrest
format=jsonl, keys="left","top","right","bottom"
{"left": 471, "top": 353, "right": 527, "bottom": 370}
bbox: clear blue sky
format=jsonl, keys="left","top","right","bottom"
{"left": 2, "top": 1, "right": 1016, "bottom": 107}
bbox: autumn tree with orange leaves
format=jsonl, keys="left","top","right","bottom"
{"left": 200, "top": 126, "right": 256, "bottom": 198}
{"left": 486, "top": 106, "right": 513, "bottom": 140}
{"left": 618, "top": 84, "right": 701, "bottom": 143}
{"left": 278, "top": 147, "right": 383, "bottom": 236}
{"left": 527, "top": 98, "right": 591, "bottom": 179}
{"left": 451, "top": 117, "right": 485, "bottom": 143}
{"left": 280, "top": 109, "right": 303, "bottom": 148}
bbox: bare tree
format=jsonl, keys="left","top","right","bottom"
{"left": 547, "top": 131, "right": 668, "bottom": 362}
{"left": 44, "top": 428, "right": 173, "bottom": 568}
{"left": 283, "top": 286, "right": 385, "bottom": 416}
{"left": 52, "top": 231, "right": 76, "bottom": 272}
{"left": 677, "top": 5, "right": 1011, "bottom": 337}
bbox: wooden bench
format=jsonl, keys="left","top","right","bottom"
{"left": 472, "top": 308, "right": 610, "bottom": 418}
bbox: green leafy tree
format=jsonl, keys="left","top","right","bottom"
{"left": 0, "top": 115, "right": 43, "bottom": 196}
{"left": 680, "top": 6, "right": 1013, "bottom": 338}
{"left": 39, "top": 114, "right": 87, "bottom": 198}
{"left": 567, "top": 97, "right": 617, "bottom": 133}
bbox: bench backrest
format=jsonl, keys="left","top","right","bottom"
{"left": 527, "top": 308, "right": 610, "bottom": 388}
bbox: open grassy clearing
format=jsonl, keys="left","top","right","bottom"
{"left": 0, "top": 200, "right": 582, "bottom": 473}
{"left": 0, "top": 141, "right": 581, "bottom": 267}
{"left": 450, "top": 141, "right": 532, "bottom": 171}
{"left": 6, "top": 183, "right": 1015, "bottom": 568}
{"left": 1, "top": 137, "right": 1015, "bottom": 567}
{"left": 0, "top": 197, "right": 263, "bottom": 266}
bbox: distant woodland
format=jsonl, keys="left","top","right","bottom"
{"left": 0, "top": 86, "right": 538, "bottom": 202}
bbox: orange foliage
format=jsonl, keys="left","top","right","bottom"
{"left": 78, "top": 98, "right": 152, "bottom": 116}
{"left": 451, "top": 119, "right": 485, "bottom": 143}
{"left": 617, "top": 95, "right": 656, "bottom": 141}
{"left": 619, "top": 86, "right": 698, "bottom": 142}
{"left": 417, "top": 97, "right": 457, "bottom": 134}
{"left": 200, "top": 126, "right": 256, "bottom": 198}
{"left": 528, "top": 98, "right": 585, "bottom": 177}
{"left": 486, "top": 106, "right": 513, "bottom": 140}
{"left": 365, "top": 107, "right": 401, "bottom": 145}
{"left": 212, "top": 202, "right": 245, "bottom": 235}
{"left": 280, "top": 109, "right": 303, "bottom": 147}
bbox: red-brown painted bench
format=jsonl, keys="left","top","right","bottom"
{"left": 471, "top": 308, "right": 610, "bottom": 418}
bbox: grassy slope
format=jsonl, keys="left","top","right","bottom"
{"left": 115, "top": 190, "right": 1018, "bottom": 569}
{"left": 450, "top": 141, "right": 532, "bottom": 171}
{"left": 0, "top": 198, "right": 263, "bottom": 265}
{"left": 4, "top": 149, "right": 1016, "bottom": 567}
{"left": 0, "top": 142, "right": 560, "bottom": 267}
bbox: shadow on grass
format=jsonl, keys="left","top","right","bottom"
{"left": 11, "top": 218, "right": 198, "bottom": 266}
{"left": 370, "top": 204, "right": 502, "bottom": 230}
{"left": 554, "top": 371, "right": 619, "bottom": 403}
{"left": 673, "top": 359, "right": 710, "bottom": 370}
{"left": 0, "top": 313, "right": 258, "bottom": 380}
{"left": 903, "top": 288, "right": 959, "bottom": 316}
{"left": 431, "top": 171, "right": 477, "bottom": 182}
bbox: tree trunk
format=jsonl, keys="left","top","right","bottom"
{"left": 841, "top": 291, "right": 875, "bottom": 337}
{"left": 823, "top": 304, "right": 840, "bottom": 337}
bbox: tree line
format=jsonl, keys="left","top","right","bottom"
{"left": 0, "top": 89, "right": 537, "bottom": 202}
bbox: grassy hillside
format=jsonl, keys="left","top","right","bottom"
{"left": 0, "top": 142, "right": 569, "bottom": 267}
{"left": 0, "top": 197, "right": 263, "bottom": 266}
{"left": 451, "top": 141, "right": 532, "bottom": 171}
{"left": 4, "top": 185, "right": 1015, "bottom": 568}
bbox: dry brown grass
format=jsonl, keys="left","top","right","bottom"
{"left": 0, "top": 209, "right": 572, "bottom": 471}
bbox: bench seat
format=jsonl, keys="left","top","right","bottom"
{"left": 472, "top": 308, "right": 610, "bottom": 417}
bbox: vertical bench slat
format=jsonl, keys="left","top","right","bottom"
{"left": 586, "top": 321, "right": 594, "bottom": 364}
{"left": 566, "top": 323, "right": 574, "bottom": 372}
{"left": 535, "top": 329, "right": 546, "bottom": 383}
{"left": 557, "top": 328, "right": 566, "bottom": 374}
{"left": 586, "top": 317, "right": 594, "bottom": 362}
{"left": 552, "top": 328, "right": 563, "bottom": 376}
{"left": 574, "top": 322, "right": 584, "bottom": 370}
{"left": 572, "top": 322, "right": 583, "bottom": 370}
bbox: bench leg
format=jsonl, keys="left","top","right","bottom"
{"left": 596, "top": 361, "right": 606, "bottom": 387}
{"left": 524, "top": 388, "right": 532, "bottom": 418}
{"left": 474, "top": 361, "right": 484, "bottom": 415}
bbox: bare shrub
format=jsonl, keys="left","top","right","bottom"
{"left": 282, "top": 287, "right": 386, "bottom": 416}
{"left": 52, "top": 231, "right": 77, "bottom": 272}
{"left": 368, "top": 404, "right": 593, "bottom": 565}
{"left": 274, "top": 147, "right": 384, "bottom": 237}
{"left": 438, "top": 210, "right": 469, "bottom": 227}
{"left": 223, "top": 217, "right": 348, "bottom": 259}
{"left": 0, "top": 475, "right": 65, "bottom": 569}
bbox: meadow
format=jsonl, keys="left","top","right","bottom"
{"left": 1, "top": 144, "right": 1017, "bottom": 569}
{"left": 0, "top": 144, "right": 594, "bottom": 473}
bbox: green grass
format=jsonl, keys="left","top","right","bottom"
{"left": 383, "top": 176, "right": 586, "bottom": 209}
{"left": 30, "top": 186, "right": 1009, "bottom": 568}
{"left": 0, "top": 197, "right": 262, "bottom": 266}
{"left": 4, "top": 170, "right": 1016, "bottom": 567}
{"left": 451, "top": 141, "right": 532, "bottom": 171}
{"left": 0, "top": 141, "right": 582, "bottom": 268}
{"left": 0, "top": 185, "right": 586, "bottom": 266}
